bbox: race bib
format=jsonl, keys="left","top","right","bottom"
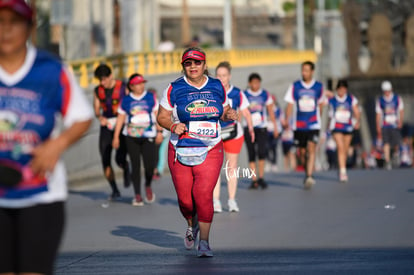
{"left": 335, "top": 109, "right": 351, "bottom": 124}
{"left": 385, "top": 114, "right": 397, "bottom": 124}
{"left": 130, "top": 113, "right": 151, "bottom": 127}
{"left": 189, "top": 121, "right": 217, "bottom": 138}
{"left": 106, "top": 117, "right": 117, "bottom": 131}
{"left": 298, "top": 97, "right": 316, "bottom": 112}
{"left": 251, "top": 112, "right": 263, "bottom": 127}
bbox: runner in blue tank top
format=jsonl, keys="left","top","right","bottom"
{"left": 375, "top": 80, "right": 404, "bottom": 170}
{"left": 157, "top": 47, "right": 237, "bottom": 257}
{"left": 284, "top": 61, "right": 326, "bottom": 189}
{"left": 327, "top": 80, "right": 360, "bottom": 182}
{"left": 0, "top": 1, "right": 93, "bottom": 273}
{"left": 213, "top": 61, "right": 254, "bottom": 213}
{"left": 112, "top": 74, "right": 163, "bottom": 206}
{"left": 243, "top": 73, "right": 279, "bottom": 189}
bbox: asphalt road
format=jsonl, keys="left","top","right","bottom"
{"left": 56, "top": 168, "right": 414, "bottom": 274}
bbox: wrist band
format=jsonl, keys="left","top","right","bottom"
{"left": 170, "top": 123, "right": 178, "bottom": 133}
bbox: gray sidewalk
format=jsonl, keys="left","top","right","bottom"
{"left": 58, "top": 168, "right": 414, "bottom": 274}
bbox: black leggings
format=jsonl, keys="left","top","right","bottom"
{"left": 125, "top": 136, "right": 156, "bottom": 195}
{"left": 244, "top": 128, "right": 268, "bottom": 162}
{"left": 99, "top": 126, "right": 128, "bottom": 169}
{"left": 267, "top": 132, "right": 279, "bottom": 165}
{"left": 0, "top": 202, "right": 65, "bottom": 275}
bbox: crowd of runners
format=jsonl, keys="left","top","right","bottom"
{"left": 1, "top": 2, "right": 413, "bottom": 272}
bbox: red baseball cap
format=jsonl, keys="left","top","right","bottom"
{"left": 0, "top": 0, "right": 33, "bottom": 22}
{"left": 129, "top": 74, "right": 147, "bottom": 85}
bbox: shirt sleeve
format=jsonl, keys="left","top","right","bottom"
{"left": 239, "top": 91, "right": 250, "bottom": 110}
{"left": 117, "top": 101, "right": 126, "bottom": 115}
{"left": 265, "top": 91, "right": 274, "bottom": 106}
{"left": 283, "top": 84, "right": 295, "bottom": 104}
{"left": 352, "top": 95, "right": 359, "bottom": 107}
{"left": 318, "top": 86, "right": 327, "bottom": 105}
{"left": 160, "top": 84, "right": 174, "bottom": 111}
{"left": 61, "top": 67, "right": 93, "bottom": 128}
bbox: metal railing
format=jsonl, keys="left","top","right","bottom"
{"left": 68, "top": 49, "right": 317, "bottom": 88}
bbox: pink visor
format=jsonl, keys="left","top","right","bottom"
{"left": 129, "top": 75, "right": 147, "bottom": 85}
{"left": 0, "top": 0, "right": 33, "bottom": 21}
{"left": 181, "top": 50, "right": 206, "bottom": 64}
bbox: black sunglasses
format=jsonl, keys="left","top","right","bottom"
{"left": 183, "top": 60, "right": 203, "bottom": 67}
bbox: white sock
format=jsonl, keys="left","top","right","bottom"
{"left": 340, "top": 168, "right": 346, "bottom": 174}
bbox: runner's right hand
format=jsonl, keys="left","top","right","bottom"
{"left": 112, "top": 137, "right": 120, "bottom": 149}
{"left": 173, "top": 123, "right": 187, "bottom": 135}
{"left": 99, "top": 116, "right": 107, "bottom": 126}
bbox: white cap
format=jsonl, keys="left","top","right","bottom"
{"left": 381, "top": 81, "right": 392, "bottom": 91}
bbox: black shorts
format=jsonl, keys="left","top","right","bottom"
{"left": 332, "top": 130, "right": 353, "bottom": 136}
{"left": 402, "top": 123, "right": 414, "bottom": 138}
{"left": 244, "top": 128, "right": 268, "bottom": 162}
{"left": 282, "top": 142, "right": 294, "bottom": 156}
{"left": 99, "top": 126, "right": 128, "bottom": 168}
{"left": 351, "top": 129, "right": 361, "bottom": 146}
{"left": 294, "top": 130, "right": 320, "bottom": 148}
{"left": 382, "top": 128, "right": 402, "bottom": 147}
{"left": 0, "top": 202, "right": 65, "bottom": 274}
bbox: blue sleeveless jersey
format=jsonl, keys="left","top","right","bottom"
{"left": 329, "top": 95, "right": 354, "bottom": 133}
{"left": 166, "top": 76, "right": 226, "bottom": 147}
{"left": 0, "top": 50, "right": 71, "bottom": 199}
{"left": 379, "top": 95, "right": 401, "bottom": 129}
{"left": 244, "top": 89, "right": 271, "bottom": 129}
{"left": 291, "top": 80, "right": 323, "bottom": 130}
{"left": 120, "top": 91, "right": 158, "bottom": 138}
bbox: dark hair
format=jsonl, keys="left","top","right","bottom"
{"left": 216, "top": 61, "right": 232, "bottom": 73}
{"left": 301, "top": 61, "right": 315, "bottom": 71}
{"left": 181, "top": 47, "right": 209, "bottom": 76}
{"left": 94, "top": 64, "right": 112, "bottom": 79}
{"left": 248, "top": 73, "right": 261, "bottom": 82}
{"left": 336, "top": 79, "right": 348, "bottom": 89}
{"left": 127, "top": 73, "right": 144, "bottom": 90}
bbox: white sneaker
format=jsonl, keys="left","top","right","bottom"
{"left": 386, "top": 161, "right": 392, "bottom": 170}
{"left": 213, "top": 199, "right": 222, "bottom": 213}
{"left": 339, "top": 172, "right": 348, "bottom": 182}
{"left": 184, "top": 227, "right": 195, "bottom": 250}
{"left": 304, "top": 177, "right": 315, "bottom": 190}
{"left": 228, "top": 199, "right": 239, "bottom": 212}
{"left": 197, "top": 240, "right": 213, "bottom": 257}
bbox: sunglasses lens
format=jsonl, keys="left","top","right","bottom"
{"left": 183, "top": 60, "right": 203, "bottom": 67}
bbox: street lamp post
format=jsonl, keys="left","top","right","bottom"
{"left": 296, "top": 0, "right": 305, "bottom": 50}
{"left": 223, "top": 0, "right": 232, "bottom": 49}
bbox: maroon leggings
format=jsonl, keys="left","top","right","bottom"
{"left": 168, "top": 142, "right": 223, "bottom": 223}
